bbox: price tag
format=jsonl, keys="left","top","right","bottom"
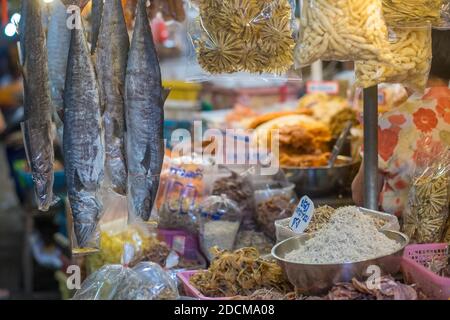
{"left": 289, "top": 196, "right": 315, "bottom": 234}
{"left": 306, "top": 81, "right": 339, "bottom": 95}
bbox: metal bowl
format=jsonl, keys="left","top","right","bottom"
{"left": 271, "top": 230, "right": 409, "bottom": 295}
{"left": 282, "top": 156, "right": 360, "bottom": 197}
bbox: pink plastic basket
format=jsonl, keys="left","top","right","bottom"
{"left": 401, "top": 243, "right": 450, "bottom": 300}
{"left": 177, "top": 270, "right": 230, "bottom": 300}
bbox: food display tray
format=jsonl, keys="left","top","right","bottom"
{"left": 401, "top": 243, "right": 450, "bottom": 300}
{"left": 177, "top": 270, "right": 230, "bottom": 300}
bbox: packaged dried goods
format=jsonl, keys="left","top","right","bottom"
{"left": 254, "top": 182, "right": 298, "bottom": 239}
{"left": 212, "top": 168, "right": 256, "bottom": 230}
{"left": 189, "top": 247, "right": 293, "bottom": 297}
{"left": 295, "top": 0, "right": 392, "bottom": 67}
{"left": 158, "top": 156, "right": 217, "bottom": 234}
{"left": 355, "top": 24, "right": 432, "bottom": 92}
{"left": 84, "top": 218, "right": 177, "bottom": 273}
{"left": 74, "top": 245, "right": 179, "bottom": 300}
{"left": 404, "top": 147, "right": 450, "bottom": 243}
{"left": 285, "top": 207, "right": 402, "bottom": 264}
{"left": 382, "top": 0, "right": 450, "bottom": 28}
{"left": 198, "top": 195, "right": 242, "bottom": 261}
{"left": 186, "top": 0, "right": 297, "bottom": 79}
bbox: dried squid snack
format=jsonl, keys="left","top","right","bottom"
{"left": 187, "top": 0, "right": 297, "bottom": 78}
{"left": 403, "top": 146, "right": 450, "bottom": 243}
{"left": 295, "top": 0, "right": 392, "bottom": 67}
{"left": 355, "top": 24, "right": 432, "bottom": 92}
{"left": 382, "top": 0, "right": 450, "bottom": 28}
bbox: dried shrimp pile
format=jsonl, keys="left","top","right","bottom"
{"left": 196, "top": 0, "right": 295, "bottom": 74}
{"left": 189, "top": 247, "right": 292, "bottom": 297}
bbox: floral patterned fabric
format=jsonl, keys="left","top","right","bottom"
{"left": 378, "top": 87, "right": 450, "bottom": 216}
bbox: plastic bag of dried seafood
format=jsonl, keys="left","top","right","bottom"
{"left": 212, "top": 166, "right": 256, "bottom": 230}
{"left": 254, "top": 181, "right": 298, "bottom": 239}
{"left": 185, "top": 0, "right": 300, "bottom": 81}
{"left": 198, "top": 194, "right": 242, "bottom": 261}
{"left": 355, "top": 24, "right": 432, "bottom": 93}
{"left": 73, "top": 244, "right": 179, "bottom": 300}
{"left": 403, "top": 143, "right": 450, "bottom": 244}
{"left": 295, "top": 0, "right": 393, "bottom": 67}
{"left": 158, "top": 155, "right": 217, "bottom": 234}
{"left": 382, "top": 0, "right": 450, "bottom": 29}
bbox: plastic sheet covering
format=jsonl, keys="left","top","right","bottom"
{"left": 73, "top": 244, "right": 179, "bottom": 300}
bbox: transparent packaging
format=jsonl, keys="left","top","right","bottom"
{"left": 382, "top": 0, "right": 450, "bottom": 29}
{"left": 404, "top": 142, "right": 450, "bottom": 244}
{"left": 211, "top": 166, "right": 256, "bottom": 230}
{"left": 254, "top": 181, "right": 297, "bottom": 239}
{"left": 199, "top": 194, "right": 242, "bottom": 261}
{"left": 295, "top": 0, "right": 392, "bottom": 67}
{"left": 355, "top": 24, "right": 432, "bottom": 92}
{"left": 158, "top": 155, "right": 217, "bottom": 234}
{"left": 73, "top": 244, "right": 179, "bottom": 300}
{"left": 185, "top": 0, "right": 300, "bottom": 81}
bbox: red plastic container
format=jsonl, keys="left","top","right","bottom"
{"left": 177, "top": 270, "right": 230, "bottom": 300}
{"left": 401, "top": 243, "right": 450, "bottom": 300}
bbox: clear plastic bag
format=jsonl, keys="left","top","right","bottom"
{"left": 211, "top": 166, "right": 256, "bottom": 230}
{"left": 403, "top": 143, "right": 450, "bottom": 244}
{"left": 73, "top": 244, "right": 179, "bottom": 300}
{"left": 199, "top": 194, "right": 242, "bottom": 261}
{"left": 185, "top": 0, "right": 299, "bottom": 80}
{"left": 158, "top": 155, "right": 217, "bottom": 234}
{"left": 295, "top": 0, "right": 392, "bottom": 67}
{"left": 355, "top": 24, "right": 432, "bottom": 92}
{"left": 254, "top": 181, "right": 297, "bottom": 239}
{"left": 382, "top": 0, "right": 450, "bottom": 29}
{"left": 21, "top": 120, "right": 57, "bottom": 212}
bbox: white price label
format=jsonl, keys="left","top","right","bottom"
{"left": 289, "top": 196, "right": 315, "bottom": 234}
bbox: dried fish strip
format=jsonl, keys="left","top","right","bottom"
{"left": 295, "top": 0, "right": 392, "bottom": 67}
{"left": 190, "top": 247, "right": 292, "bottom": 297}
{"left": 195, "top": 0, "right": 295, "bottom": 74}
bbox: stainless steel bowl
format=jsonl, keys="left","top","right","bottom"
{"left": 271, "top": 230, "right": 409, "bottom": 295}
{"left": 282, "top": 156, "right": 360, "bottom": 197}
